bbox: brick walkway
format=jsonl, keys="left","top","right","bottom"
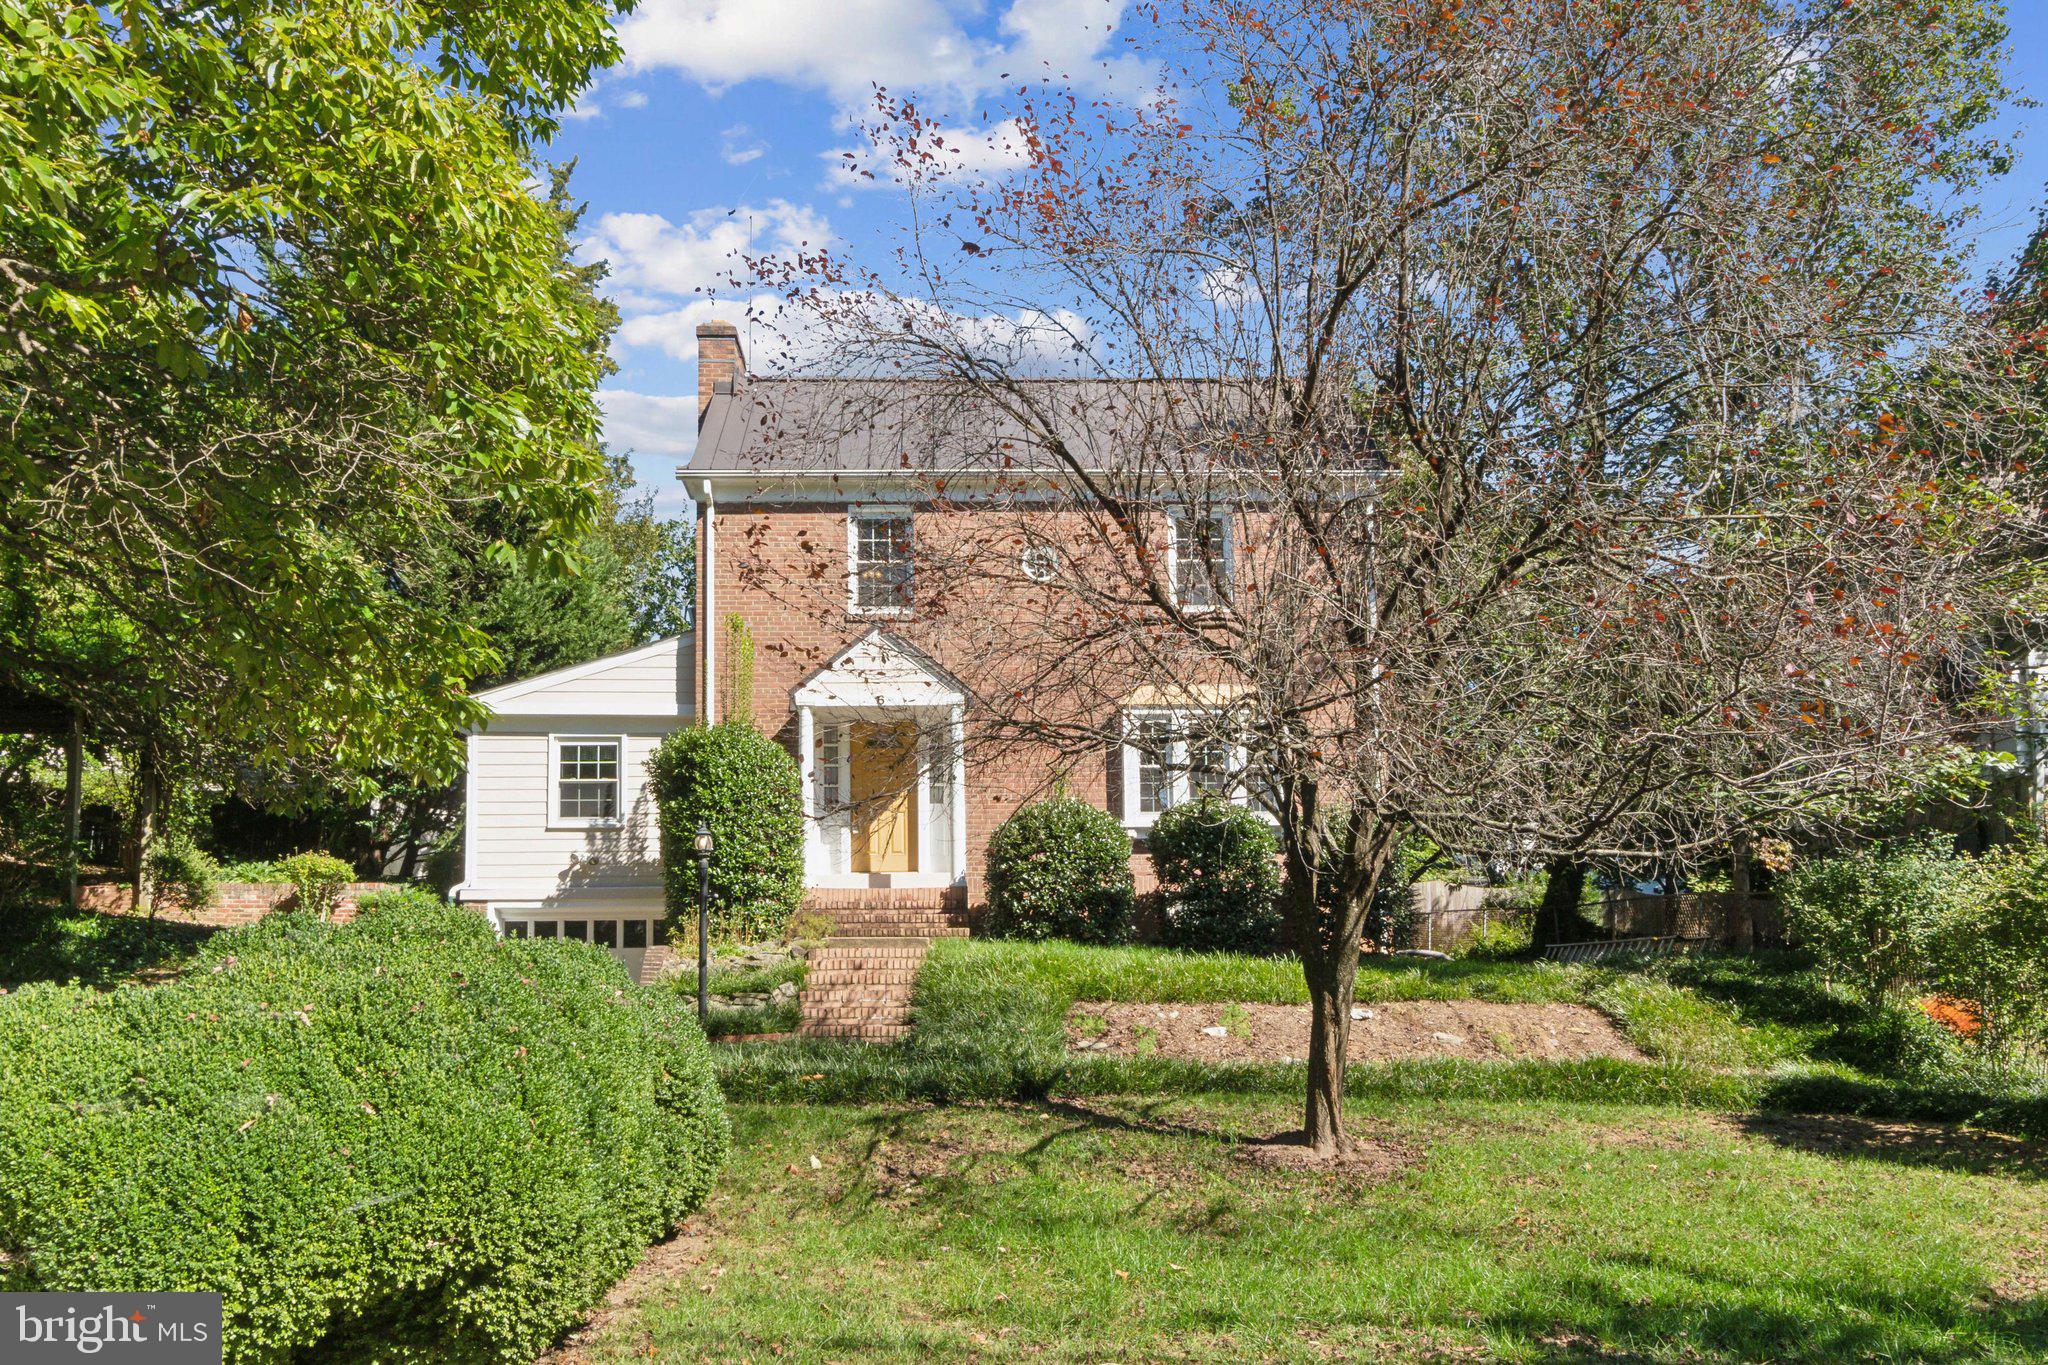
{"left": 797, "top": 888, "right": 970, "bottom": 1042}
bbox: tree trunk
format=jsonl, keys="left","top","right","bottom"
{"left": 1727, "top": 837, "right": 1753, "bottom": 950}
{"left": 1533, "top": 858, "right": 1588, "bottom": 949}
{"left": 1301, "top": 942, "right": 1361, "bottom": 1155}
{"left": 127, "top": 747, "right": 160, "bottom": 916}
{"left": 63, "top": 712, "right": 83, "bottom": 909}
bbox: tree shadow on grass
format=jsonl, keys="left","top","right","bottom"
{"left": 1731, "top": 1109, "right": 2048, "bottom": 1181}
{"left": 0, "top": 902, "right": 214, "bottom": 990}
{"left": 1474, "top": 1252, "right": 2048, "bottom": 1363}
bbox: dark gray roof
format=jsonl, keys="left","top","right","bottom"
{"left": 689, "top": 377, "right": 1251, "bottom": 474}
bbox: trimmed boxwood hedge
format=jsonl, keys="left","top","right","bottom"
{"left": 1150, "top": 796, "right": 1284, "bottom": 953}
{"left": 0, "top": 889, "right": 728, "bottom": 1364}
{"left": 649, "top": 722, "right": 806, "bottom": 941}
{"left": 984, "top": 797, "right": 1135, "bottom": 944}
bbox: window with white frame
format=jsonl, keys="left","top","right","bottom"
{"left": 1169, "top": 511, "right": 1231, "bottom": 609}
{"left": 815, "top": 722, "right": 847, "bottom": 811}
{"left": 849, "top": 510, "right": 915, "bottom": 613}
{"left": 552, "top": 736, "right": 622, "bottom": 825}
{"left": 1120, "top": 709, "right": 1245, "bottom": 826}
{"left": 1020, "top": 543, "right": 1061, "bottom": 583}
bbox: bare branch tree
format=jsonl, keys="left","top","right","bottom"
{"left": 732, "top": 0, "right": 2042, "bottom": 1153}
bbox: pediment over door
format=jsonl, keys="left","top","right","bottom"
{"left": 792, "top": 629, "right": 966, "bottom": 711}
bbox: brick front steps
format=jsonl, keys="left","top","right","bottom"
{"left": 797, "top": 888, "right": 971, "bottom": 1042}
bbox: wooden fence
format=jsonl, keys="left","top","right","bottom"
{"left": 1597, "top": 891, "right": 1780, "bottom": 949}
{"left": 1404, "top": 880, "right": 1502, "bottom": 953}
{"left": 1401, "top": 884, "right": 1783, "bottom": 955}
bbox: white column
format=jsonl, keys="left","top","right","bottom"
{"left": 949, "top": 705, "right": 968, "bottom": 883}
{"left": 797, "top": 704, "right": 817, "bottom": 883}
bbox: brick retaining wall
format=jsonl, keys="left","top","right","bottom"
{"left": 77, "top": 880, "right": 385, "bottom": 928}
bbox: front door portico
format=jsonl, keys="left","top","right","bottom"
{"left": 793, "top": 630, "right": 967, "bottom": 889}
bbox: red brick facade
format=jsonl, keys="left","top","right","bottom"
{"left": 698, "top": 491, "right": 1168, "bottom": 911}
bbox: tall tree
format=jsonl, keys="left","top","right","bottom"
{"left": 748, "top": 0, "right": 2042, "bottom": 1153}
{"left": 0, "top": 0, "right": 628, "bottom": 875}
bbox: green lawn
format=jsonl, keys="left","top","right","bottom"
{"left": 570, "top": 1095, "right": 2048, "bottom": 1362}
{"left": 713, "top": 939, "right": 2048, "bottom": 1137}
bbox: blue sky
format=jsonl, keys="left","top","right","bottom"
{"left": 543, "top": 0, "right": 2048, "bottom": 517}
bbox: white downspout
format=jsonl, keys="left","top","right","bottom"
{"left": 797, "top": 704, "right": 817, "bottom": 884}
{"left": 699, "top": 478, "right": 717, "bottom": 724}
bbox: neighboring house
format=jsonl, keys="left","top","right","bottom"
{"left": 450, "top": 636, "right": 693, "bottom": 979}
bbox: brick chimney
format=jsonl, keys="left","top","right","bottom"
{"left": 697, "top": 320, "right": 744, "bottom": 424}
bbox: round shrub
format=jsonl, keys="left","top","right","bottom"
{"left": 648, "top": 722, "right": 804, "bottom": 941}
{"left": 985, "top": 797, "right": 1134, "bottom": 943}
{"left": 0, "top": 890, "right": 728, "bottom": 1364}
{"left": 1148, "top": 796, "right": 1283, "bottom": 952}
{"left": 1458, "top": 912, "right": 1535, "bottom": 961}
{"left": 272, "top": 850, "right": 354, "bottom": 919}
{"left": 145, "top": 837, "right": 218, "bottom": 913}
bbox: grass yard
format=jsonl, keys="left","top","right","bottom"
{"left": 714, "top": 939, "right": 2048, "bottom": 1137}
{"left": 566, "top": 1095, "right": 2048, "bottom": 1363}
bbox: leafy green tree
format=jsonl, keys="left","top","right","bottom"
{"left": 1, "top": 0, "right": 629, "bottom": 888}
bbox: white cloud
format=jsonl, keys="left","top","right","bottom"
{"left": 616, "top": 89, "right": 650, "bottom": 109}
{"left": 824, "top": 117, "right": 1031, "bottom": 190}
{"left": 618, "top": 0, "right": 1151, "bottom": 103}
{"left": 615, "top": 295, "right": 798, "bottom": 363}
{"left": 721, "top": 123, "right": 768, "bottom": 165}
{"left": 600, "top": 390, "right": 700, "bottom": 460}
{"left": 617, "top": 290, "right": 1092, "bottom": 376}
{"left": 579, "top": 200, "right": 832, "bottom": 301}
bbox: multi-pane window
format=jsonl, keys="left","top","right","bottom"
{"left": 1133, "top": 717, "right": 1174, "bottom": 815}
{"left": 502, "top": 916, "right": 662, "bottom": 954}
{"left": 1171, "top": 512, "right": 1230, "bottom": 609}
{"left": 1188, "top": 733, "right": 1235, "bottom": 799}
{"left": 850, "top": 512, "right": 915, "bottom": 613}
{"left": 555, "top": 738, "right": 620, "bottom": 822}
{"left": 1123, "top": 710, "right": 1246, "bottom": 825}
{"left": 815, "top": 723, "right": 846, "bottom": 811}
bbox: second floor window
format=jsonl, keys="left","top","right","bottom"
{"left": 850, "top": 510, "right": 914, "bottom": 614}
{"left": 1170, "top": 511, "right": 1230, "bottom": 609}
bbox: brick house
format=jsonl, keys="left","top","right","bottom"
{"left": 686, "top": 320, "right": 1252, "bottom": 923}
{"left": 449, "top": 318, "right": 1253, "bottom": 993}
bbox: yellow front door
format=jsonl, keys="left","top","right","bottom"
{"left": 849, "top": 721, "right": 918, "bottom": 873}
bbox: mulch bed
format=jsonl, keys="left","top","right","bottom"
{"left": 1068, "top": 999, "right": 1644, "bottom": 1065}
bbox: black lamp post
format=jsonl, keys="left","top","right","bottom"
{"left": 691, "top": 821, "right": 715, "bottom": 1024}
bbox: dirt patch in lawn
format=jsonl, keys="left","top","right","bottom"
{"left": 1235, "top": 1130, "right": 1420, "bottom": 1181}
{"left": 1068, "top": 999, "right": 1643, "bottom": 1064}
{"left": 538, "top": 1224, "right": 713, "bottom": 1364}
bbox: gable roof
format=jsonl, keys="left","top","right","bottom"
{"left": 470, "top": 635, "right": 694, "bottom": 719}
{"left": 791, "top": 628, "right": 967, "bottom": 709}
{"left": 690, "top": 377, "right": 1250, "bottom": 476}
